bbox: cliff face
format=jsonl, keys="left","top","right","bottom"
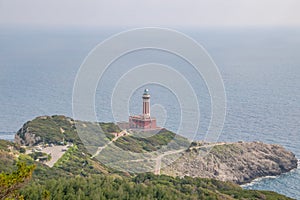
{"left": 14, "top": 121, "right": 42, "bottom": 146}
{"left": 162, "top": 142, "right": 298, "bottom": 184}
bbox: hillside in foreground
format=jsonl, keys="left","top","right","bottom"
{"left": 0, "top": 142, "right": 293, "bottom": 200}
{"left": 0, "top": 115, "right": 297, "bottom": 199}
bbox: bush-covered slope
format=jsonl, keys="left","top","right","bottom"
{"left": 0, "top": 154, "right": 294, "bottom": 200}
{"left": 15, "top": 115, "right": 79, "bottom": 146}
{"left": 14, "top": 115, "right": 121, "bottom": 147}
{"left": 20, "top": 173, "right": 293, "bottom": 200}
{"left": 0, "top": 140, "right": 19, "bottom": 173}
{"left": 114, "top": 128, "right": 189, "bottom": 153}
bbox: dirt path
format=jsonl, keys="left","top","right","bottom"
{"left": 91, "top": 130, "right": 127, "bottom": 158}
{"left": 153, "top": 149, "right": 186, "bottom": 174}
{"left": 91, "top": 130, "right": 231, "bottom": 175}
{"left": 153, "top": 142, "right": 231, "bottom": 174}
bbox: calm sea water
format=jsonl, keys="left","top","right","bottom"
{"left": 0, "top": 27, "right": 299, "bottom": 199}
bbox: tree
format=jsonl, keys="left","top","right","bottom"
{"left": 0, "top": 162, "right": 35, "bottom": 200}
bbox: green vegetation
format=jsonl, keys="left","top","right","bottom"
{"left": 52, "top": 145, "right": 108, "bottom": 177}
{"left": 0, "top": 139, "right": 22, "bottom": 152}
{"left": 16, "top": 115, "right": 80, "bottom": 145}
{"left": 0, "top": 156, "right": 291, "bottom": 199}
{"left": 114, "top": 129, "right": 189, "bottom": 153}
{"left": 0, "top": 140, "right": 109, "bottom": 182}
{"left": 210, "top": 144, "right": 244, "bottom": 159}
{"left": 0, "top": 162, "right": 35, "bottom": 200}
{"left": 15, "top": 115, "right": 124, "bottom": 153}
{"left": 0, "top": 140, "right": 14, "bottom": 151}
{"left": 19, "top": 173, "right": 292, "bottom": 200}
{"left": 0, "top": 140, "right": 24, "bottom": 174}
{"left": 0, "top": 154, "right": 293, "bottom": 200}
{"left": 28, "top": 152, "right": 51, "bottom": 161}
{"left": 99, "top": 122, "right": 121, "bottom": 134}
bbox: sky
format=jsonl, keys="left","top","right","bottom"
{"left": 0, "top": 0, "right": 300, "bottom": 28}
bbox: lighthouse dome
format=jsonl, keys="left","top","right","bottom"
{"left": 143, "top": 89, "right": 149, "bottom": 95}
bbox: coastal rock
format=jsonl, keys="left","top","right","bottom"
{"left": 162, "top": 142, "right": 298, "bottom": 184}
{"left": 14, "top": 122, "right": 42, "bottom": 146}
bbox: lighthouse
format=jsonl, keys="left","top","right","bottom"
{"left": 129, "top": 89, "right": 157, "bottom": 129}
{"left": 142, "top": 89, "right": 150, "bottom": 117}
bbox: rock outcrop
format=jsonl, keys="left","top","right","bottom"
{"left": 162, "top": 142, "right": 298, "bottom": 184}
{"left": 14, "top": 121, "right": 42, "bottom": 146}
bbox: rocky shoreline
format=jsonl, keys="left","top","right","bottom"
{"left": 162, "top": 141, "right": 298, "bottom": 184}
{"left": 240, "top": 166, "right": 298, "bottom": 188}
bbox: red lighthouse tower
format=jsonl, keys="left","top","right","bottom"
{"left": 142, "top": 89, "right": 150, "bottom": 117}
{"left": 129, "top": 89, "right": 157, "bottom": 129}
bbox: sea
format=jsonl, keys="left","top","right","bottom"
{"left": 0, "top": 27, "right": 299, "bottom": 199}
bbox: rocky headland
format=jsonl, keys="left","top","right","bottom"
{"left": 14, "top": 115, "right": 298, "bottom": 185}
{"left": 162, "top": 141, "right": 298, "bottom": 184}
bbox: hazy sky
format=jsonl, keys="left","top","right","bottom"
{"left": 0, "top": 0, "right": 299, "bottom": 28}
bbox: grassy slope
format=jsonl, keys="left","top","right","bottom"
{"left": 113, "top": 128, "right": 190, "bottom": 153}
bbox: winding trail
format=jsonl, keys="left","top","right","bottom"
{"left": 92, "top": 130, "right": 231, "bottom": 175}
{"left": 91, "top": 130, "right": 128, "bottom": 158}
{"left": 153, "top": 142, "right": 230, "bottom": 174}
